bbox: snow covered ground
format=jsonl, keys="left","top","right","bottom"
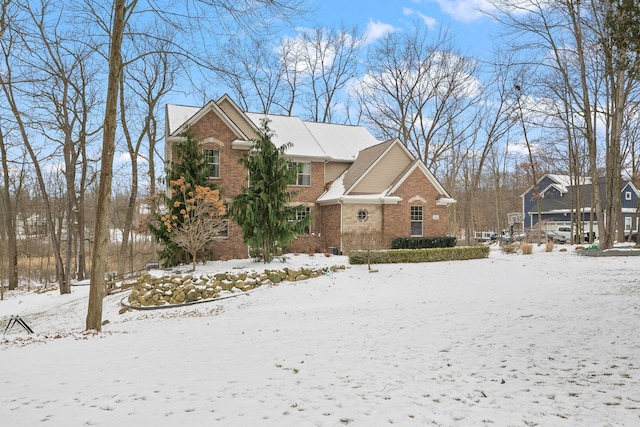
{"left": 1, "top": 244, "right": 640, "bottom": 426}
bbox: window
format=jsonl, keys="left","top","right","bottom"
{"left": 294, "top": 162, "right": 311, "bottom": 186}
{"left": 357, "top": 209, "right": 368, "bottom": 222}
{"left": 625, "top": 216, "right": 632, "bottom": 232}
{"left": 203, "top": 149, "right": 220, "bottom": 178}
{"left": 410, "top": 205, "right": 423, "bottom": 236}
{"left": 296, "top": 206, "right": 311, "bottom": 234}
{"left": 625, "top": 191, "right": 632, "bottom": 201}
{"left": 217, "top": 203, "right": 229, "bottom": 237}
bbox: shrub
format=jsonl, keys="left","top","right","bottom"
{"left": 348, "top": 246, "right": 489, "bottom": 265}
{"left": 501, "top": 243, "right": 518, "bottom": 254}
{"left": 521, "top": 243, "right": 533, "bottom": 255}
{"left": 545, "top": 241, "right": 554, "bottom": 252}
{"left": 391, "top": 236, "right": 456, "bottom": 249}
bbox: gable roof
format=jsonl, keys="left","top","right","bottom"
{"left": 343, "top": 140, "right": 395, "bottom": 191}
{"left": 166, "top": 96, "right": 380, "bottom": 162}
{"left": 521, "top": 174, "right": 592, "bottom": 198}
{"left": 388, "top": 159, "right": 455, "bottom": 204}
{"left": 244, "top": 113, "right": 327, "bottom": 160}
{"left": 166, "top": 104, "right": 200, "bottom": 135}
{"left": 167, "top": 100, "right": 249, "bottom": 141}
{"left": 529, "top": 176, "right": 640, "bottom": 215}
{"left": 318, "top": 139, "right": 456, "bottom": 205}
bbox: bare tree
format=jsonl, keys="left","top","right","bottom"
{"left": 163, "top": 178, "right": 226, "bottom": 271}
{"left": 213, "top": 23, "right": 364, "bottom": 122}
{"left": 26, "top": 1, "right": 102, "bottom": 286}
{"left": 86, "top": 0, "right": 309, "bottom": 331}
{"left": 116, "top": 37, "right": 176, "bottom": 276}
{"left": 0, "top": 126, "right": 20, "bottom": 290}
{"left": 215, "top": 37, "right": 286, "bottom": 114}
{"left": 353, "top": 24, "right": 479, "bottom": 173}
{"left": 341, "top": 230, "right": 385, "bottom": 271}
{"left": 489, "top": 0, "right": 640, "bottom": 248}
{"left": 460, "top": 58, "right": 519, "bottom": 245}
{"left": 298, "top": 24, "right": 365, "bottom": 123}
{"left": 278, "top": 36, "right": 306, "bottom": 116}
{"left": 86, "top": 0, "right": 129, "bottom": 331}
{"left": 0, "top": 11, "right": 75, "bottom": 293}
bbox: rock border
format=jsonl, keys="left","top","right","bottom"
{"left": 121, "top": 265, "right": 346, "bottom": 310}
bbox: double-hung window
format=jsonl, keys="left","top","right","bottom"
{"left": 294, "top": 162, "right": 311, "bottom": 186}
{"left": 203, "top": 149, "right": 220, "bottom": 178}
{"left": 410, "top": 206, "right": 423, "bottom": 236}
{"left": 296, "top": 206, "right": 311, "bottom": 234}
{"left": 218, "top": 203, "right": 229, "bottom": 237}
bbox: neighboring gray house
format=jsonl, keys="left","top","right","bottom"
{"left": 521, "top": 174, "right": 640, "bottom": 235}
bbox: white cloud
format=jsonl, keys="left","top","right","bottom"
{"left": 363, "top": 19, "right": 397, "bottom": 45}
{"left": 428, "top": 0, "right": 495, "bottom": 22}
{"left": 402, "top": 7, "right": 438, "bottom": 29}
{"left": 116, "top": 152, "right": 148, "bottom": 164}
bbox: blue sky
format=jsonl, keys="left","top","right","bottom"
{"left": 309, "top": 0, "right": 499, "bottom": 60}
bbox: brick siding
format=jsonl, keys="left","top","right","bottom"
{"left": 168, "top": 109, "right": 451, "bottom": 260}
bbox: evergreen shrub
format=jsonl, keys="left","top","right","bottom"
{"left": 348, "top": 246, "right": 489, "bottom": 265}
{"left": 391, "top": 236, "right": 456, "bottom": 249}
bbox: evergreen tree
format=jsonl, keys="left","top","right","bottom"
{"left": 150, "top": 128, "right": 213, "bottom": 266}
{"left": 230, "top": 120, "right": 310, "bottom": 262}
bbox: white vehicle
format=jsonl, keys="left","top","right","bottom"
{"left": 541, "top": 221, "right": 597, "bottom": 242}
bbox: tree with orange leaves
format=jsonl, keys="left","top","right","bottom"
{"left": 163, "top": 177, "right": 227, "bottom": 271}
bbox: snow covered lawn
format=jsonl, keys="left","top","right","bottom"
{"left": 1, "top": 245, "right": 639, "bottom": 426}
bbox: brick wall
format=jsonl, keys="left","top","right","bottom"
{"left": 383, "top": 169, "right": 449, "bottom": 242}
{"left": 170, "top": 110, "right": 332, "bottom": 259}
{"left": 168, "top": 109, "right": 451, "bottom": 260}
{"left": 320, "top": 204, "right": 342, "bottom": 252}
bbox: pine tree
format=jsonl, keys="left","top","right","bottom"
{"left": 230, "top": 120, "right": 310, "bottom": 262}
{"left": 150, "top": 128, "right": 213, "bottom": 266}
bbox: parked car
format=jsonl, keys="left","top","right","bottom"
{"left": 546, "top": 230, "right": 568, "bottom": 244}
{"left": 525, "top": 229, "right": 567, "bottom": 244}
{"left": 575, "top": 231, "right": 597, "bottom": 243}
{"left": 512, "top": 232, "right": 526, "bottom": 242}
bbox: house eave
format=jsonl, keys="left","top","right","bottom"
{"left": 231, "top": 139, "right": 253, "bottom": 150}
{"left": 436, "top": 197, "right": 457, "bottom": 206}
{"left": 317, "top": 195, "right": 402, "bottom": 206}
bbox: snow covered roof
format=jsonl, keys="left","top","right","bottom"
{"left": 244, "top": 113, "right": 380, "bottom": 162}
{"left": 545, "top": 174, "right": 592, "bottom": 191}
{"left": 317, "top": 139, "right": 455, "bottom": 206}
{"left": 244, "top": 113, "right": 327, "bottom": 160}
{"left": 301, "top": 121, "right": 381, "bottom": 161}
{"left": 166, "top": 104, "right": 200, "bottom": 136}
{"left": 166, "top": 98, "right": 380, "bottom": 162}
{"left": 521, "top": 174, "right": 594, "bottom": 199}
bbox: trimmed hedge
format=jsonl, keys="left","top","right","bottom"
{"left": 349, "top": 246, "right": 490, "bottom": 265}
{"left": 392, "top": 236, "right": 457, "bottom": 249}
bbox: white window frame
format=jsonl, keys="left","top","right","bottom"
{"left": 625, "top": 191, "right": 632, "bottom": 201}
{"left": 410, "top": 205, "right": 423, "bottom": 237}
{"left": 217, "top": 202, "right": 229, "bottom": 237}
{"left": 203, "top": 149, "right": 220, "bottom": 178}
{"left": 292, "top": 206, "right": 310, "bottom": 234}
{"left": 624, "top": 216, "right": 632, "bottom": 231}
{"left": 295, "top": 162, "right": 311, "bottom": 186}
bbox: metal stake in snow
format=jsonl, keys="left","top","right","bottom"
{"left": 3, "top": 315, "right": 34, "bottom": 335}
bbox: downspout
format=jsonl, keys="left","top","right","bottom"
{"left": 338, "top": 200, "right": 344, "bottom": 254}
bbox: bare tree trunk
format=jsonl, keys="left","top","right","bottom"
{"left": 86, "top": 0, "right": 127, "bottom": 331}
{"left": 0, "top": 128, "right": 17, "bottom": 290}
{"left": 606, "top": 67, "right": 624, "bottom": 244}
{"left": 117, "top": 74, "right": 137, "bottom": 277}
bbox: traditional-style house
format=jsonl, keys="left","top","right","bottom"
{"left": 521, "top": 173, "right": 640, "bottom": 236}
{"left": 165, "top": 95, "right": 456, "bottom": 259}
